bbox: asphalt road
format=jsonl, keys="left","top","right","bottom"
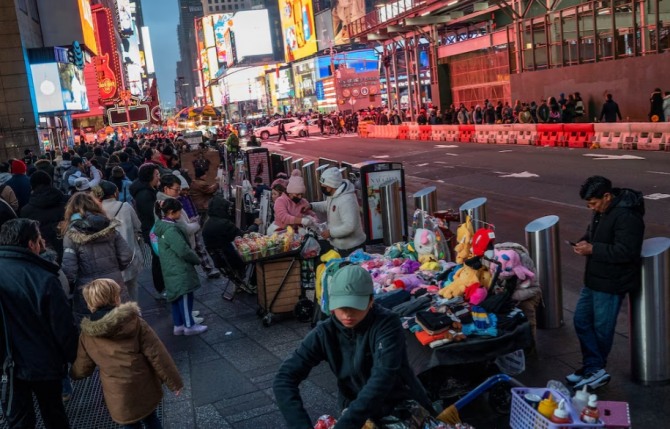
{"left": 259, "top": 134, "right": 670, "bottom": 316}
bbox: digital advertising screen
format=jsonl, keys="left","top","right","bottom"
{"left": 315, "top": 9, "right": 334, "bottom": 52}
{"left": 79, "top": 0, "right": 97, "bottom": 55}
{"left": 316, "top": 49, "right": 378, "bottom": 79}
{"left": 116, "top": 0, "right": 133, "bottom": 37}
{"left": 224, "top": 67, "right": 264, "bottom": 103}
{"left": 331, "top": 0, "right": 366, "bottom": 44}
{"left": 122, "top": 19, "right": 143, "bottom": 96}
{"left": 203, "top": 15, "right": 215, "bottom": 49}
{"left": 211, "top": 11, "right": 272, "bottom": 67}
{"left": 30, "top": 63, "right": 64, "bottom": 113}
{"left": 212, "top": 14, "right": 233, "bottom": 64}
{"left": 58, "top": 63, "right": 89, "bottom": 112}
{"left": 208, "top": 47, "right": 219, "bottom": 81}
{"left": 278, "top": 0, "right": 318, "bottom": 62}
{"left": 223, "top": 28, "right": 235, "bottom": 68}
{"left": 276, "top": 68, "right": 293, "bottom": 99}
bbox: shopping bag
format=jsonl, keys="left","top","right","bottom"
{"left": 495, "top": 349, "right": 526, "bottom": 376}
{"left": 301, "top": 235, "right": 321, "bottom": 259}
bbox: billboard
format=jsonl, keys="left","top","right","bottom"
{"left": 331, "top": 0, "right": 366, "bottom": 44}
{"left": 93, "top": 6, "right": 124, "bottom": 105}
{"left": 79, "top": 0, "right": 97, "bottom": 55}
{"left": 211, "top": 11, "right": 273, "bottom": 67}
{"left": 58, "top": 63, "right": 89, "bottom": 111}
{"left": 34, "top": 0, "right": 98, "bottom": 54}
{"left": 335, "top": 67, "right": 381, "bottom": 111}
{"left": 278, "top": 0, "right": 317, "bottom": 62}
{"left": 316, "top": 49, "right": 378, "bottom": 79}
{"left": 141, "top": 27, "right": 155, "bottom": 74}
{"left": 30, "top": 63, "right": 64, "bottom": 113}
{"left": 121, "top": 17, "right": 143, "bottom": 96}
{"left": 203, "top": 15, "right": 215, "bottom": 49}
{"left": 315, "top": 9, "right": 334, "bottom": 52}
{"left": 116, "top": 0, "right": 133, "bottom": 37}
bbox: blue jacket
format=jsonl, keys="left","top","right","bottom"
{"left": 6, "top": 174, "right": 31, "bottom": 210}
{"left": 273, "top": 305, "right": 434, "bottom": 428}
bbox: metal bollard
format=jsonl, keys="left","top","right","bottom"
{"left": 292, "top": 158, "right": 304, "bottom": 172}
{"left": 525, "top": 215, "right": 563, "bottom": 329}
{"left": 459, "top": 197, "right": 487, "bottom": 227}
{"left": 319, "top": 157, "right": 338, "bottom": 168}
{"left": 414, "top": 186, "right": 438, "bottom": 214}
{"left": 302, "top": 162, "right": 318, "bottom": 202}
{"left": 379, "top": 180, "right": 403, "bottom": 246}
{"left": 630, "top": 237, "right": 670, "bottom": 385}
{"left": 282, "top": 156, "right": 292, "bottom": 175}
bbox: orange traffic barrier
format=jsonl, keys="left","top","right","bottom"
{"left": 563, "top": 123, "right": 594, "bottom": 148}
{"left": 419, "top": 125, "right": 433, "bottom": 141}
{"left": 458, "top": 125, "right": 475, "bottom": 143}
{"left": 536, "top": 124, "right": 564, "bottom": 147}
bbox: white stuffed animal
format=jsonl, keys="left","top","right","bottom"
{"left": 414, "top": 228, "right": 437, "bottom": 259}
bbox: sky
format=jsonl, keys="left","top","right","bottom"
{"left": 142, "top": 0, "right": 180, "bottom": 107}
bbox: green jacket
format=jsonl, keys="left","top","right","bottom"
{"left": 153, "top": 219, "right": 201, "bottom": 302}
{"left": 273, "top": 305, "right": 434, "bottom": 428}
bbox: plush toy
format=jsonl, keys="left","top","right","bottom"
{"left": 392, "top": 274, "right": 423, "bottom": 292}
{"left": 414, "top": 228, "right": 438, "bottom": 260}
{"left": 400, "top": 259, "right": 421, "bottom": 274}
{"left": 464, "top": 283, "right": 488, "bottom": 305}
{"left": 454, "top": 216, "right": 475, "bottom": 264}
{"left": 439, "top": 264, "right": 493, "bottom": 298}
{"left": 492, "top": 248, "right": 536, "bottom": 288}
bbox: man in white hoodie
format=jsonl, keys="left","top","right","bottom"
{"left": 311, "top": 167, "right": 366, "bottom": 257}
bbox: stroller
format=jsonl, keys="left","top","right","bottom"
{"left": 208, "top": 245, "right": 255, "bottom": 301}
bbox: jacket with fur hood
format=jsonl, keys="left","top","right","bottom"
{"left": 311, "top": 180, "right": 366, "bottom": 251}
{"left": 72, "top": 302, "right": 183, "bottom": 425}
{"left": 62, "top": 213, "right": 133, "bottom": 321}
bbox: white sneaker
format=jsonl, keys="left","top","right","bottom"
{"left": 193, "top": 316, "right": 204, "bottom": 324}
{"left": 184, "top": 324, "right": 208, "bottom": 336}
{"left": 192, "top": 310, "right": 200, "bottom": 317}
{"left": 566, "top": 367, "right": 586, "bottom": 384}
{"left": 173, "top": 325, "right": 185, "bottom": 336}
{"left": 573, "top": 369, "right": 611, "bottom": 391}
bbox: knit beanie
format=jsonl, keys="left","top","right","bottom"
{"left": 286, "top": 169, "right": 306, "bottom": 194}
{"left": 11, "top": 159, "right": 27, "bottom": 175}
{"left": 29, "top": 170, "right": 52, "bottom": 189}
{"left": 271, "top": 178, "right": 289, "bottom": 190}
{"left": 320, "top": 167, "right": 343, "bottom": 189}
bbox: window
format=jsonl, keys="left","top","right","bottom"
{"left": 209, "top": 6, "right": 213, "bottom": 11}
{"left": 215, "top": 5, "right": 220, "bottom": 10}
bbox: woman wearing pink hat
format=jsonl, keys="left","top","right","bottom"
{"left": 272, "top": 170, "right": 316, "bottom": 232}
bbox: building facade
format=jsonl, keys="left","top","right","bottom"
{"left": 176, "top": 0, "right": 204, "bottom": 107}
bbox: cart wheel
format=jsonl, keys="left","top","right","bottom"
{"left": 262, "top": 313, "right": 273, "bottom": 327}
{"left": 487, "top": 382, "right": 512, "bottom": 415}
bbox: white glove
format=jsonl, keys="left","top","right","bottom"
{"left": 301, "top": 217, "right": 314, "bottom": 227}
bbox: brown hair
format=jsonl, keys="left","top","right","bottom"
{"left": 59, "top": 192, "right": 106, "bottom": 235}
{"left": 82, "top": 278, "right": 121, "bottom": 312}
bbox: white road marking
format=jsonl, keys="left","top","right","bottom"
{"left": 435, "top": 144, "right": 459, "bottom": 148}
{"left": 416, "top": 163, "right": 429, "bottom": 167}
{"left": 648, "top": 171, "right": 670, "bottom": 175}
{"left": 529, "top": 197, "right": 588, "bottom": 210}
{"left": 436, "top": 180, "right": 445, "bottom": 183}
{"left": 444, "top": 153, "right": 459, "bottom": 156}
{"left": 499, "top": 150, "right": 513, "bottom": 153}
{"left": 499, "top": 171, "right": 539, "bottom": 178}
{"left": 644, "top": 193, "right": 670, "bottom": 200}
{"left": 583, "top": 154, "right": 645, "bottom": 160}
{"left": 372, "top": 155, "right": 390, "bottom": 159}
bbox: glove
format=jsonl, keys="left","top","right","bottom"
{"left": 301, "top": 217, "right": 314, "bottom": 227}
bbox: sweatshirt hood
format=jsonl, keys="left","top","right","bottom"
{"left": 28, "top": 186, "right": 65, "bottom": 209}
{"left": 80, "top": 302, "right": 140, "bottom": 339}
{"left": 207, "top": 197, "right": 233, "bottom": 219}
{"left": 331, "top": 180, "right": 356, "bottom": 199}
{"left": 129, "top": 179, "right": 155, "bottom": 198}
{"left": 609, "top": 188, "right": 645, "bottom": 216}
{"left": 0, "top": 172, "right": 11, "bottom": 185}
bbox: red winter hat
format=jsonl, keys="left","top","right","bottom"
{"left": 471, "top": 228, "right": 495, "bottom": 257}
{"left": 11, "top": 159, "right": 27, "bottom": 175}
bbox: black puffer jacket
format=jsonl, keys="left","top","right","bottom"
{"left": 202, "top": 197, "right": 242, "bottom": 250}
{"left": 62, "top": 213, "right": 132, "bottom": 321}
{"left": 0, "top": 246, "right": 78, "bottom": 380}
{"left": 129, "top": 180, "right": 157, "bottom": 243}
{"left": 580, "top": 188, "right": 645, "bottom": 294}
{"left": 20, "top": 186, "right": 67, "bottom": 260}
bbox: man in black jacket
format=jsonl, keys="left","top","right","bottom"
{"left": 600, "top": 93, "right": 623, "bottom": 123}
{"left": 273, "top": 265, "right": 434, "bottom": 428}
{"left": 0, "top": 219, "right": 78, "bottom": 428}
{"left": 567, "top": 176, "right": 645, "bottom": 391}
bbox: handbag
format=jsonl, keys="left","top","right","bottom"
{"left": 0, "top": 300, "right": 15, "bottom": 420}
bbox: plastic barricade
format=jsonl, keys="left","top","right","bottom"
{"left": 630, "top": 122, "right": 668, "bottom": 151}
{"left": 593, "top": 123, "right": 624, "bottom": 150}
{"left": 419, "top": 125, "right": 433, "bottom": 141}
{"left": 408, "top": 124, "right": 420, "bottom": 140}
{"left": 513, "top": 124, "right": 537, "bottom": 145}
{"left": 496, "top": 124, "right": 515, "bottom": 144}
{"left": 563, "top": 123, "right": 594, "bottom": 148}
{"left": 458, "top": 124, "right": 475, "bottom": 143}
{"left": 473, "top": 125, "right": 495, "bottom": 144}
{"left": 387, "top": 125, "right": 400, "bottom": 139}
{"left": 445, "top": 126, "right": 459, "bottom": 142}
{"left": 398, "top": 124, "right": 409, "bottom": 140}
{"left": 358, "top": 123, "right": 370, "bottom": 138}
{"left": 536, "top": 124, "right": 565, "bottom": 147}
{"left": 431, "top": 125, "right": 447, "bottom": 141}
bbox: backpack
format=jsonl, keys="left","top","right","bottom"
{"left": 149, "top": 224, "right": 160, "bottom": 256}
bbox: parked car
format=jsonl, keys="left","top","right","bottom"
{"left": 287, "top": 119, "right": 335, "bottom": 137}
{"left": 253, "top": 118, "right": 301, "bottom": 139}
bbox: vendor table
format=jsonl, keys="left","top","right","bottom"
{"left": 255, "top": 251, "right": 302, "bottom": 326}
{"left": 405, "top": 321, "right": 533, "bottom": 376}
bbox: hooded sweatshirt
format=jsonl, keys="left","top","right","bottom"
{"left": 580, "top": 188, "right": 645, "bottom": 294}
{"left": 72, "top": 302, "right": 183, "bottom": 425}
{"left": 129, "top": 179, "right": 157, "bottom": 242}
{"left": 311, "top": 180, "right": 366, "bottom": 251}
{"left": 20, "top": 186, "right": 67, "bottom": 259}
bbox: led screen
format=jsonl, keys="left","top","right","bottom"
{"left": 278, "top": 0, "right": 317, "bottom": 62}
{"left": 211, "top": 11, "right": 273, "bottom": 67}
{"left": 203, "top": 15, "right": 215, "bottom": 49}
{"left": 31, "top": 63, "right": 64, "bottom": 113}
{"left": 316, "top": 49, "right": 378, "bottom": 79}
{"left": 58, "top": 63, "right": 89, "bottom": 112}
{"left": 315, "top": 9, "right": 334, "bottom": 52}
{"left": 331, "top": 0, "right": 366, "bottom": 44}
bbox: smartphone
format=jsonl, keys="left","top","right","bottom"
{"left": 564, "top": 240, "right": 577, "bottom": 247}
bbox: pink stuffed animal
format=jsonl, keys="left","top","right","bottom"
{"left": 491, "top": 249, "right": 535, "bottom": 288}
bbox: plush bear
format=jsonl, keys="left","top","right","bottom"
{"left": 454, "top": 216, "right": 475, "bottom": 264}
{"left": 492, "top": 248, "right": 536, "bottom": 288}
{"left": 439, "top": 264, "right": 493, "bottom": 299}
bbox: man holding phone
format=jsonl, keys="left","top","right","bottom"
{"left": 567, "top": 176, "right": 645, "bottom": 391}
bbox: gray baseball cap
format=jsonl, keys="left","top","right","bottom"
{"left": 329, "top": 265, "right": 374, "bottom": 311}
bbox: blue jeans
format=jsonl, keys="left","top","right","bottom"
{"left": 171, "top": 292, "right": 195, "bottom": 327}
{"left": 120, "top": 409, "right": 162, "bottom": 429}
{"left": 573, "top": 287, "right": 624, "bottom": 374}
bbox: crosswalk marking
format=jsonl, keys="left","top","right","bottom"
{"left": 261, "top": 134, "right": 359, "bottom": 144}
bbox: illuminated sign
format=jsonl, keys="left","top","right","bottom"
{"left": 223, "top": 28, "right": 235, "bottom": 68}
{"left": 30, "top": 63, "right": 64, "bottom": 113}
{"left": 203, "top": 15, "right": 215, "bottom": 49}
{"left": 93, "top": 6, "right": 124, "bottom": 105}
{"left": 210, "top": 11, "right": 273, "bottom": 67}
{"left": 94, "top": 54, "right": 117, "bottom": 99}
{"left": 79, "top": 0, "right": 97, "bottom": 55}
{"left": 335, "top": 68, "right": 381, "bottom": 111}
{"left": 141, "top": 27, "right": 155, "bottom": 74}
{"left": 58, "top": 62, "right": 89, "bottom": 111}
{"left": 332, "top": 0, "right": 366, "bottom": 45}
{"left": 106, "top": 96, "right": 150, "bottom": 125}
{"left": 212, "top": 14, "right": 233, "bottom": 64}
{"left": 116, "top": 0, "right": 133, "bottom": 37}
{"left": 315, "top": 9, "right": 334, "bottom": 51}
{"left": 278, "top": 0, "right": 317, "bottom": 62}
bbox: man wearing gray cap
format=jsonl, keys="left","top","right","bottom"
{"left": 273, "top": 265, "right": 434, "bottom": 428}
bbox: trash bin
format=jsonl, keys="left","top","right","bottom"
{"left": 459, "top": 197, "right": 487, "bottom": 227}
{"left": 525, "top": 215, "right": 563, "bottom": 329}
{"left": 379, "top": 180, "right": 403, "bottom": 246}
{"left": 630, "top": 237, "right": 670, "bottom": 385}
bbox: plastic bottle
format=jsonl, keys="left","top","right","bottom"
{"left": 572, "top": 385, "right": 589, "bottom": 414}
{"left": 537, "top": 393, "right": 558, "bottom": 419}
{"left": 580, "top": 394, "right": 600, "bottom": 424}
{"left": 549, "top": 399, "right": 572, "bottom": 425}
